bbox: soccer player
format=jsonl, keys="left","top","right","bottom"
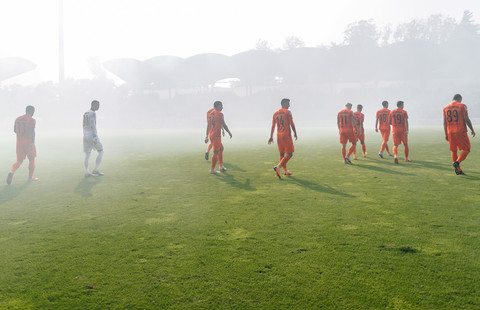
{"left": 6, "top": 105, "right": 38, "bottom": 184}
{"left": 389, "top": 101, "right": 410, "bottom": 164}
{"left": 337, "top": 102, "right": 358, "bottom": 164}
{"left": 204, "top": 107, "right": 224, "bottom": 160}
{"left": 353, "top": 104, "right": 367, "bottom": 159}
{"left": 83, "top": 100, "right": 104, "bottom": 177}
{"left": 443, "top": 94, "right": 476, "bottom": 175}
{"left": 268, "top": 98, "right": 298, "bottom": 178}
{"left": 204, "top": 101, "right": 232, "bottom": 174}
{"left": 375, "top": 100, "right": 393, "bottom": 158}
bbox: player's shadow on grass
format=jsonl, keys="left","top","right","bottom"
{"left": 0, "top": 182, "right": 31, "bottom": 204}
{"left": 407, "top": 160, "right": 452, "bottom": 172}
{"left": 222, "top": 163, "right": 246, "bottom": 172}
{"left": 354, "top": 162, "right": 414, "bottom": 176}
{"left": 216, "top": 173, "right": 256, "bottom": 191}
{"left": 287, "top": 176, "right": 355, "bottom": 197}
{"left": 74, "top": 177, "right": 103, "bottom": 197}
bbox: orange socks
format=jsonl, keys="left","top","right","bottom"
{"left": 28, "top": 161, "right": 35, "bottom": 179}
{"left": 218, "top": 151, "right": 223, "bottom": 166}
{"left": 393, "top": 146, "right": 398, "bottom": 156}
{"left": 457, "top": 150, "right": 470, "bottom": 163}
{"left": 279, "top": 155, "right": 291, "bottom": 170}
{"left": 211, "top": 154, "right": 218, "bottom": 169}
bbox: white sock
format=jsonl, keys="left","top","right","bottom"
{"left": 94, "top": 151, "right": 104, "bottom": 170}
{"left": 84, "top": 152, "right": 91, "bottom": 173}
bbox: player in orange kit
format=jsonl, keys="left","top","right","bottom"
{"left": 337, "top": 102, "right": 358, "bottom": 164}
{"left": 268, "top": 98, "right": 298, "bottom": 178}
{"left": 443, "top": 94, "right": 475, "bottom": 175}
{"left": 6, "top": 105, "right": 38, "bottom": 184}
{"left": 353, "top": 104, "right": 367, "bottom": 159}
{"left": 204, "top": 107, "right": 224, "bottom": 160}
{"left": 375, "top": 100, "right": 393, "bottom": 158}
{"left": 389, "top": 101, "right": 410, "bottom": 164}
{"left": 204, "top": 101, "right": 232, "bottom": 174}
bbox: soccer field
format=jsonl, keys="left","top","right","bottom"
{"left": 0, "top": 128, "right": 479, "bottom": 309}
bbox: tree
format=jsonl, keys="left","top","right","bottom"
{"left": 255, "top": 39, "right": 272, "bottom": 51}
{"left": 392, "top": 14, "right": 455, "bottom": 44}
{"left": 282, "top": 36, "right": 305, "bottom": 50}
{"left": 343, "top": 20, "right": 379, "bottom": 47}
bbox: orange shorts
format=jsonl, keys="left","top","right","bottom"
{"left": 16, "top": 141, "right": 36, "bottom": 161}
{"left": 392, "top": 132, "right": 408, "bottom": 145}
{"left": 209, "top": 135, "right": 223, "bottom": 152}
{"left": 448, "top": 132, "right": 470, "bottom": 151}
{"left": 380, "top": 129, "right": 390, "bottom": 142}
{"left": 340, "top": 131, "right": 357, "bottom": 144}
{"left": 277, "top": 134, "right": 294, "bottom": 154}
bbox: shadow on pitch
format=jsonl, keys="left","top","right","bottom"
{"left": 287, "top": 176, "right": 355, "bottom": 197}
{"left": 353, "top": 161, "right": 415, "bottom": 176}
{"left": 0, "top": 182, "right": 31, "bottom": 204}
{"left": 216, "top": 172, "right": 256, "bottom": 191}
{"left": 74, "top": 176, "right": 103, "bottom": 197}
{"left": 406, "top": 160, "right": 452, "bottom": 172}
{"left": 221, "top": 163, "right": 246, "bottom": 172}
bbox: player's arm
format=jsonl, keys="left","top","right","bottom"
{"left": 352, "top": 116, "right": 358, "bottom": 136}
{"left": 375, "top": 117, "right": 379, "bottom": 132}
{"left": 290, "top": 120, "right": 298, "bottom": 141}
{"left": 204, "top": 121, "right": 210, "bottom": 144}
{"left": 443, "top": 113, "right": 448, "bottom": 141}
{"left": 337, "top": 115, "right": 341, "bottom": 132}
{"left": 268, "top": 117, "right": 276, "bottom": 144}
{"left": 465, "top": 114, "right": 475, "bottom": 137}
{"left": 29, "top": 122, "right": 35, "bottom": 144}
{"left": 222, "top": 122, "right": 232, "bottom": 138}
{"left": 405, "top": 118, "right": 409, "bottom": 135}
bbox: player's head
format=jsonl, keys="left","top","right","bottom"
{"left": 213, "top": 100, "right": 223, "bottom": 111}
{"left": 345, "top": 102, "right": 352, "bottom": 110}
{"left": 91, "top": 100, "right": 100, "bottom": 111}
{"left": 382, "top": 100, "right": 388, "bottom": 108}
{"left": 453, "top": 94, "right": 462, "bottom": 102}
{"left": 397, "top": 101, "right": 404, "bottom": 108}
{"left": 357, "top": 104, "right": 363, "bottom": 112}
{"left": 281, "top": 98, "right": 290, "bottom": 108}
{"left": 25, "top": 105, "right": 35, "bottom": 116}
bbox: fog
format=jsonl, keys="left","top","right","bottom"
{"left": 2, "top": 11, "right": 480, "bottom": 136}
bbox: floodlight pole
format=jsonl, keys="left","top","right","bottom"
{"left": 58, "top": 0, "right": 65, "bottom": 86}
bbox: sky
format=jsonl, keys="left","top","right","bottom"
{"left": 1, "top": 0, "right": 480, "bottom": 85}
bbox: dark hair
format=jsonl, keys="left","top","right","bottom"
{"left": 91, "top": 100, "right": 99, "bottom": 107}
{"left": 213, "top": 101, "right": 222, "bottom": 109}
{"left": 397, "top": 101, "right": 404, "bottom": 107}
{"left": 26, "top": 105, "right": 35, "bottom": 114}
{"left": 357, "top": 104, "right": 363, "bottom": 109}
{"left": 281, "top": 98, "right": 290, "bottom": 106}
{"left": 453, "top": 94, "right": 462, "bottom": 102}
{"left": 382, "top": 100, "right": 388, "bottom": 107}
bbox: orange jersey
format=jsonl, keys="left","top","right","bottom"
{"left": 14, "top": 114, "right": 36, "bottom": 142}
{"left": 444, "top": 101, "right": 468, "bottom": 134}
{"left": 389, "top": 108, "right": 408, "bottom": 133}
{"left": 207, "top": 109, "right": 224, "bottom": 138}
{"left": 376, "top": 108, "right": 391, "bottom": 131}
{"left": 206, "top": 108, "right": 214, "bottom": 122}
{"left": 272, "top": 108, "right": 294, "bottom": 136}
{"left": 337, "top": 109, "right": 355, "bottom": 132}
{"left": 353, "top": 111, "right": 364, "bottom": 131}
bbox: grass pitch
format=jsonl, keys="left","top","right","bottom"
{"left": 0, "top": 128, "right": 479, "bottom": 309}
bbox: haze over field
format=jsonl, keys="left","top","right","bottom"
{"left": 1, "top": 1, "right": 480, "bottom": 132}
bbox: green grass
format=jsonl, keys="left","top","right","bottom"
{"left": 0, "top": 128, "right": 479, "bottom": 309}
